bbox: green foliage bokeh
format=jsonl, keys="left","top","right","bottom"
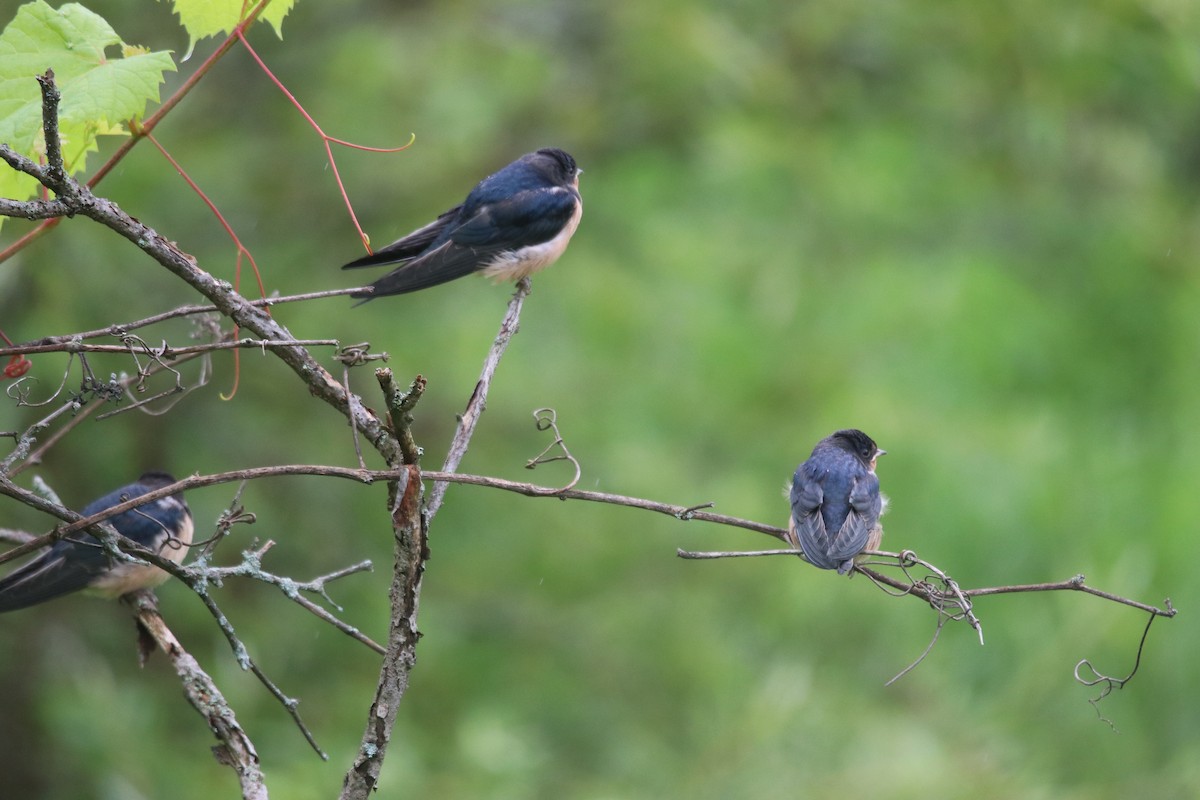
{"left": 1, "top": 1, "right": 1198, "bottom": 798}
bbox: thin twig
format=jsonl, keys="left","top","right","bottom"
{"left": 677, "top": 548, "right": 799, "bottom": 559}
{"left": 0, "top": 528, "right": 36, "bottom": 545}
{"left": 187, "top": 578, "right": 327, "bottom": 758}
{"left": 1075, "top": 612, "right": 1158, "bottom": 730}
{"left": 677, "top": 542, "right": 1175, "bottom": 695}
{"left": 965, "top": 576, "right": 1175, "bottom": 618}
{"left": 193, "top": 481, "right": 254, "bottom": 560}
{"left": 336, "top": 343, "right": 391, "bottom": 470}
{"left": 424, "top": 278, "right": 531, "bottom": 520}
{"left": 1, "top": 338, "right": 341, "bottom": 358}
{"left": 1, "top": 395, "right": 83, "bottom": 473}
{"left": 522, "top": 407, "right": 582, "bottom": 494}
{"left": 199, "top": 541, "right": 384, "bottom": 655}
{"left": 886, "top": 614, "right": 947, "bottom": 687}
{"left": 3, "top": 288, "right": 368, "bottom": 353}
{"left": 5, "top": 342, "right": 216, "bottom": 475}
{"left": 233, "top": 31, "right": 413, "bottom": 250}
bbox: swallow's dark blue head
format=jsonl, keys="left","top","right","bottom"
{"left": 526, "top": 147, "right": 580, "bottom": 186}
{"left": 822, "top": 429, "right": 886, "bottom": 471}
{"left": 0, "top": 472, "right": 193, "bottom": 612}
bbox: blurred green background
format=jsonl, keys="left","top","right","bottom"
{"left": 2, "top": 0, "right": 1199, "bottom": 797}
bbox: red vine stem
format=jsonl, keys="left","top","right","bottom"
{"left": 235, "top": 31, "right": 414, "bottom": 252}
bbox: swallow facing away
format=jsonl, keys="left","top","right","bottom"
{"left": 787, "top": 429, "right": 886, "bottom": 575}
{"left": 0, "top": 472, "right": 192, "bottom": 612}
{"left": 343, "top": 147, "right": 583, "bottom": 300}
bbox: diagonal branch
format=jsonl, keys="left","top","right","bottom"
{"left": 424, "top": 278, "right": 532, "bottom": 520}
{"left": 0, "top": 71, "right": 402, "bottom": 466}
{"left": 123, "top": 590, "right": 267, "bottom": 800}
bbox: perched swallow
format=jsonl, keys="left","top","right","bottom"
{"left": 787, "top": 429, "right": 886, "bottom": 574}
{"left": 0, "top": 472, "right": 192, "bottom": 612}
{"left": 343, "top": 147, "right": 583, "bottom": 300}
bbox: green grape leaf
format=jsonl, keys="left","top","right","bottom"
{"left": 0, "top": 1, "right": 175, "bottom": 208}
{"left": 159, "top": 0, "right": 296, "bottom": 56}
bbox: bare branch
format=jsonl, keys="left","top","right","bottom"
{"left": 199, "top": 540, "right": 384, "bottom": 655}
{"left": 0, "top": 194, "right": 75, "bottom": 220}
{"left": 676, "top": 542, "right": 1174, "bottom": 698}
{"left": 677, "top": 548, "right": 797, "bottom": 559}
{"left": 160, "top": 552, "right": 330, "bottom": 758}
{"left": 424, "top": 278, "right": 531, "bottom": 520}
{"left": 192, "top": 481, "right": 254, "bottom": 560}
{"left": 123, "top": 590, "right": 267, "bottom": 800}
{"left": 423, "top": 469, "right": 787, "bottom": 539}
{"left": 341, "top": 369, "right": 432, "bottom": 795}
{"left": 340, "top": 464, "right": 426, "bottom": 799}
{"left": 35, "top": 70, "right": 66, "bottom": 186}
{"left": 3, "top": 463, "right": 1176, "bottom": 625}
{"left": 1, "top": 337, "right": 341, "bottom": 358}
{"left": 375, "top": 369, "right": 425, "bottom": 466}
{"left": 963, "top": 576, "right": 1175, "bottom": 618}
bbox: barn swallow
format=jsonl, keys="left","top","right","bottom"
{"left": 786, "top": 429, "right": 886, "bottom": 575}
{"left": 0, "top": 472, "right": 192, "bottom": 612}
{"left": 343, "top": 147, "right": 583, "bottom": 300}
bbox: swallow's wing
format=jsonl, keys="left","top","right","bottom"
{"left": 0, "top": 540, "right": 108, "bottom": 611}
{"left": 790, "top": 468, "right": 841, "bottom": 570}
{"left": 354, "top": 187, "right": 579, "bottom": 298}
{"left": 452, "top": 186, "right": 579, "bottom": 250}
{"left": 342, "top": 205, "right": 464, "bottom": 270}
{"left": 828, "top": 473, "right": 882, "bottom": 573}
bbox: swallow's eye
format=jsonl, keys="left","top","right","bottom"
{"left": 861, "top": 447, "right": 872, "bottom": 458}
